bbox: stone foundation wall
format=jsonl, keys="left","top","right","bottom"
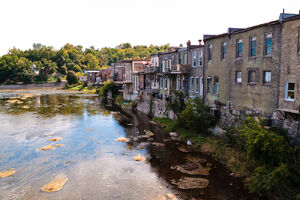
{"left": 136, "top": 92, "right": 175, "bottom": 119}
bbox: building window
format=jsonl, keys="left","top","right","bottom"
{"left": 190, "top": 77, "right": 194, "bottom": 91}
{"left": 213, "top": 76, "right": 219, "bottom": 94}
{"left": 265, "top": 33, "right": 272, "bottom": 56}
{"left": 165, "top": 78, "right": 168, "bottom": 89}
{"left": 195, "top": 77, "right": 199, "bottom": 92}
{"left": 208, "top": 44, "right": 212, "bottom": 61}
{"left": 236, "top": 71, "right": 242, "bottom": 83}
{"left": 237, "top": 39, "right": 243, "bottom": 58}
{"left": 207, "top": 77, "right": 212, "bottom": 93}
{"left": 221, "top": 42, "right": 227, "bottom": 60}
{"left": 178, "top": 54, "right": 182, "bottom": 64}
{"left": 248, "top": 70, "right": 256, "bottom": 84}
{"left": 250, "top": 36, "right": 256, "bottom": 57}
{"left": 198, "top": 50, "right": 202, "bottom": 66}
{"left": 192, "top": 51, "right": 196, "bottom": 67}
{"left": 285, "top": 82, "right": 295, "bottom": 101}
{"left": 263, "top": 71, "right": 271, "bottom": 83}
{"left": 298, "top": 27, "right": 300, "bottom": 53}
{"left": 160, "top": 78, "right": 163, "bottom": 89}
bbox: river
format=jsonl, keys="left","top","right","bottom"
{"left": 0, "top": 90, "right": 252, "bottom": 200}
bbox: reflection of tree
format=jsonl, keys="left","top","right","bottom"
{"left": 0, "top": 94, "right": 101, "bottom": 118}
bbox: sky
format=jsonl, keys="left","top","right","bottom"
{"left": 0, "top": 0, "right": 299, "bottom": 55}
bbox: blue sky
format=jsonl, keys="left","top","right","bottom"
{"left": 0, "top": 0, "right": 299, "bottom": 55}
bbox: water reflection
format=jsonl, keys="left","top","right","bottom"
{"left": 0, "top": 91, "right": 252, "bottom": 200}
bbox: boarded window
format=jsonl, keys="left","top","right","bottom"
{"left": 250, "top": 36, "right": 256, "bottom": 57}
{"left": 265, "top": 33, "right": 272, "bottom": 56}
{"left": 285, "top": 82, "right": 295, "bottom": 101}
{"left": 263, "top": 71, "right": 271, "bottom": 83}
{"left": 237, "top": 39, "right": 243, "bottom": 57}
{"left": 208, "top": 44, "right": 212, "bottom": 61}
{"left": 221, "top": 42, "right": 227, "bottom": 59}
{"left": 236, "top": 71, "right": 242, "bottom": 83}
{"left": 248, "top": 71, "right": 256, "bottom": 83}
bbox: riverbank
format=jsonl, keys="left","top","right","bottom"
{"left": 63, "top": 84, "right": 97, "bottom": 94}
{"left": 0, "top": 81, "right": 66, "bottom": 90}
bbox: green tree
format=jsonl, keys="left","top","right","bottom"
{"left": 66, "top": 71, "right": 78, "bottom": 85}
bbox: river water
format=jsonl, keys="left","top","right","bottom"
{"left": 0, "top": 90, "right": 252, "bottom": 200}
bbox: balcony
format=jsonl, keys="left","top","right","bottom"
{"left": 171, "top": 64, "right": 190, "bottom": 74}
{"left": 144, "top": 67, "right": 160, "bottom": 74}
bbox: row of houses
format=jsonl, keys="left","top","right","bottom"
{"left": 89, "top": 11, "right": 300, "bottom": 134}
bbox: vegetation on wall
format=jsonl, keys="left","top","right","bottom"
{"left": 98, "top": 80, "right": 119, "bottom": 102}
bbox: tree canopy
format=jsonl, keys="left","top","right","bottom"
{"left": 0, "top": 43, "right": 170, "bottom": 84}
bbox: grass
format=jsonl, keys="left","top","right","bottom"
{"left": 64, "top": 84, "right": 97, "bottom": 94}
{"left": 153, "top": 116, "right": 250, "bottom": 177}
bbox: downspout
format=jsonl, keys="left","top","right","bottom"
{"left": 203, "top": 41, "right": 206, "bottom": 103}
{"left": 277, "top": 20, "right": 283, "bottom": 111}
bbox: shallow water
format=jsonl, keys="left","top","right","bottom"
{"left": 0, "top": 91, "right": 252, "bottom": 200}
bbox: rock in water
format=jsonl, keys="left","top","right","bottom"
{"left": 48, "top": 137, "right": 62, "bottom": 142}
{"left": 41, "top": 145, "right": 55, "bottom": 151}
{"left": 133, "top": 154, "right": 146, "bottom": 161}
{"left": 54, "top": 144, "right": 64, "bottom": 147}
{"left": 41, "top": 174, "right": 68, "bottom": 192}
{"left": 116, "top": 137, "right": 130, "bottom": 142}
{"left": 171, "top": 177, "right": 209, "bottom": 189}
{"left": 169, "top": 132, "right": 178, "bottom": 137}
{"left": 145, "top": 131, "right": 154, "bottom": 137}
{"left": 0, "top": 169, "right": 15, "bottom": 178}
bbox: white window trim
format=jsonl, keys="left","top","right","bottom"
{"left": 285, "top": 82, "right": 295, "bottom": 101}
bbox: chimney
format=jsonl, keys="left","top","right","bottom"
{"left": 186, "top": 40, "right": 191, "bottom": 47}
{"left": 179, "top": 44, "right": 183, "bottom": 47}
{"left": 198, "top": 40, "right": 202, "bottom": 45}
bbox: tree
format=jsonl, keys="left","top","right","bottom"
{"left": 66, "top": 71, "right": 78, "bottom": 85}
{"left": 85, "top": 53, "right": 99, "bottom": 70}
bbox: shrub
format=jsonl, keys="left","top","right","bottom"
{"left": 176, "top": 97, "right": 219, "bottom": 134}
{"left": 56, "top": 76, "right": 62, "bottom": 83}
{"left": 66, "top": 71, "right": 78, "bottom": 85}
{"left": 166, "top": 90, "right": 186, "bottom": 117}
{"left": 98, "top": 80, "right": 119, "bottom": 101}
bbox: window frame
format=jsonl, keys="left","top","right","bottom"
{"left": 165, "top": 78, "right": 168, "bottom": 90}
{"left": 190, "top": 77, "right": 194, "bottom": 92}
{"left": 198, "top": 50, "right": 203, "bottom": 66}
{"left": 195, "top": 77, "right": 199, "bottom": 93}
{"left": 208, "top": 44, "right": 212, "bottom": 61}
{"left": 192, "top": 51, "right": 196, "bottom": 67}
{"left": 285, "top": 82, "right": 295, "bottom": 101}
{"left": 248, "top": 70, "right": 256, "bottom": 84}
{"left": 265, "top": 33, "right": 273, "bottom": 56}
{"left": 213, "top": 76, "right": 219, "bottom": 94}
{"left": 250, "top": 36, "right": 256, "bottom": 57}
{"left": 263, "top": 71, "right": 272, "bottom": 84}
{"left": 237, "top": 39, "right": 243, "bottom": 58}
{"left": 207, "top": 77, "right": 212, "bottom": 93}
{"left": 221, "top": 41, "right": 227, "bottom": 60}
{"left": 298, "top": 27, "right": 300, "bottom": 54}
{"left": 235, "top": 71, "right": 242, "bottom": 83}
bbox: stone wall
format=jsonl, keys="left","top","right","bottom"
{"left": 136, "top": 92, "right": 175, "bottom": 119}
{"left": 0, "top": 81, "right": 66, "bottom": 90}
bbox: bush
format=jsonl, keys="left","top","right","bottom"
{"left": 98, "top": 80, "right": 119, "bottom": 101}
{"left": 115, "top": 95, "right": 124, "bottom": 105}
{"left": 66, "top": 71, "right": 78, "bottom": 85}
{"left": 176, "top": 97, "right": 219, "bottom": 134}
{"left": 56, "top": 76, "right": 62, "bottom": 83}
{"left": 238, "top": 117, "right": 292, "bottom": 167}
{"left": 166, "top": 90, "right": 186, "bottom": 117}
